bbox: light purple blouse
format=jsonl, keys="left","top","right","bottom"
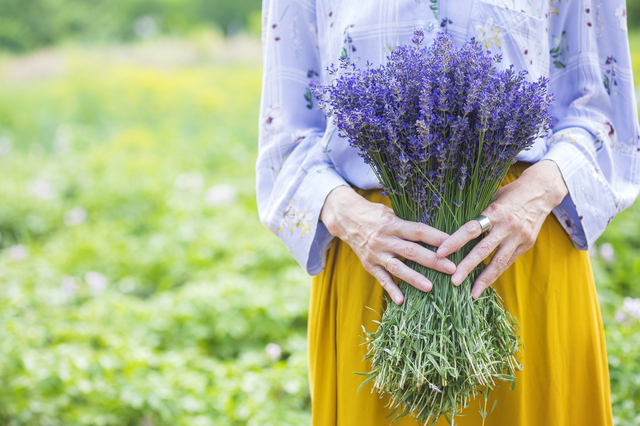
{"left": 256, "top": 0, "right": 640, "bottom": 275}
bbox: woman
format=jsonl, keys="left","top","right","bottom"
{"left": 257, "top": 1, "right": 639, "bottom": 424}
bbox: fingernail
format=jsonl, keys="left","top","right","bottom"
{"left": 472, "top": 289, "right": 481, "bottom": 299}
{"left": 437, "top": 247, "right": 448, "bottom": 257}
{"left": 444, "top": 261, "right": 456, "bottom": 274}
{"left": 422, "top": 280, "right": 432, "bottom": 292}
{"left": 452, "top": 273, "right": 463, "bottom": 285}
{"left": 394, "top": 293, "right": 404, "bottom": 304}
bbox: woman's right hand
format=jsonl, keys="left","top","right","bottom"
{"left": 319, "top": 186, "right": 457, "bottom": 305}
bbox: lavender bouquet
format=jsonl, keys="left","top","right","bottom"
{"left": 315, "top": 31, "right": 553, "bottom": 425}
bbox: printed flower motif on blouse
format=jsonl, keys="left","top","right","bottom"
{"left": 290, "top": 12, "right": 303, "bottom": 57}
{"left": 305, "top": 69, "right": 319, "bottom": 109}
{"left": 615, "top": 135, "right": 640, "bottom": 154}
{"left": 263, "top": 105, "right": 283, "bottom": 134}
{"left": 340, "top": 25, "right": 359, "bottom": 61}
{"left": 604, "top": 56, "right": 619, "bottom": 96}
{"left": 476, "top": 18, "right": 501, "bottom": 50}
{"left": 585, "top": 6, "right": 593, "bottom": 28}
{"left": 569, "top": 87, "right": 594, "bottom": 109}
{"left": 440, "top": 17, "right": 453, "bottom": 30}
{"left": 556, "top": 207, "right": 577, "bottom": 239}
{"left": 615, "top": 5, "right": 628, "bottom": 32}
{"left": 550, "top": 31, "right": 567, "bottom": 69}
{"left": 309, "top": 21, "right": 319, "bottom": 48}
{"left": 291, "top": 129, "right": 312, "bottom": 144}
{"left": 429, "top": 0, "right": 438, "bottom": 20}
{"left": 548, "top": 0, "right": 559, "bottom": 17}
{"left": 593, "top": 2, "right": 604, "bottom": 39}
{"left": 595, "top": 125, "right": 613, "bottom": 152}
{"left": 548, "top": 130, "right": 579, "bottom": 146}
{"left": 278, "top": 200, "right": 313, "bottom": 238}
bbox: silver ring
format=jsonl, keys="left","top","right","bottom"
{"left": 475, "top": 215, "right": 492, "bottom": 232}
{"left": 384, "top": 256, "right": 395, "bottom": 271}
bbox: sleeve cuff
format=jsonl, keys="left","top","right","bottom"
{"left": 541, "top": 128, "right": 619, "bottom": 250}
{"left": 276, "top": 166, "right": 349, "bottom": 275}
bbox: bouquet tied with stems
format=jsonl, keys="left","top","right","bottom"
{"left": 314, "top": 30, "right": 554, "bottom": 425}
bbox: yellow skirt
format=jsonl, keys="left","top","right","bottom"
{"left": 308, "top": 162, "right": 613, "bottom": 426}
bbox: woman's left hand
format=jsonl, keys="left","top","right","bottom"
{"left": 435, "top": 160, "right": 569, "bottom": 299}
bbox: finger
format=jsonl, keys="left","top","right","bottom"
{"left": 450, "top": 235, "right": 500, "bottom": 286}
{"left": 394, "top": 220, "right": 450, "bottom": 248}
{"left": 436, "top": 218, "right": 486, "bottom": 258}
{"left": 369, "top": 265, "right": 404, "bottom": 305}
{"left": 470, "top": 242, "right": 518, "bottom": 299}
{"left": 392, "top": 240, "right": 456, "bottom": 275}
{"left": 384, "top": 257, "right": 433, "bottom": 293}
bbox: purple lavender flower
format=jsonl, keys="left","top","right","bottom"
{"left": 314, "top": 31, "right": 553, "bottom": 227}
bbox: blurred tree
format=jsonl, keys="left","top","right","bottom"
{"left": 0, "top": 0, "right": 261, "bottom": 52}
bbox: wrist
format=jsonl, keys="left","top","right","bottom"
{"left": 320, "top": 185, "right": 358, "bottom": 238}
{"left": 524, "top": 160, "right": 569, "bottom": 209}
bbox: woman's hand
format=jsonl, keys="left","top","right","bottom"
{"left": 436, "top": 160, "right": 569, "bottom": 299}
{"left": 320, "top": 186, "right": 457, "bottom": 305}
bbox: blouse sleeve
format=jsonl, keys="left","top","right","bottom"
{"left": 541, "top": 1, "right": 640, "bottom": 249}
{"left": 256, "top": 0, "right": 348, "bottom": 275}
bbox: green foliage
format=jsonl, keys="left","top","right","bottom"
{"left": 0, "top": 44, "right": 309, "bottom": 424}
{"left": 0, "top": 0, "right": 261, "bottom": 52}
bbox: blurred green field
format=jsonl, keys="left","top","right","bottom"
{"left": 0, "top": 32, "right": 640, "bottom": 425}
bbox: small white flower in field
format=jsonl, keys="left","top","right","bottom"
{"left": 429, "top": 383, "right": 442, "bottom": 393}
{"left": 283, "top": 379, "right": 301, "bottom": 394}
{"left": 85, "top": 271, "right": 107, "bottom": 295}
{"left": 599, "top": 243, "right": 615, "bottom": 263}
{"left": 29, "top": 178, "right": 56, "bottom": 200}
{"left": 9, "top": 244, "right": 28, "bottom": 261}
{"left": 204, "top": 184, "right": 236, "bottom": 206}
{"left": 64, "top": 206, "right": 88, "bottom": 226}
{"left": 61, "top": 276, "right": 79, "bottom": 298}
{"left": 0, "top": 136, "right": 11, "bottom": 155}
{"left": 587, "top": 245, "right": 597, "bottom": 258}
{"left": 175, "top": 172, "right": 204, "bottom": 192}
{"left": 614, "top": 310, "right": 626, "bottom": 324}
{"left": 623, "top": 297, "right": 640, "bottom": 319}
{"left": 53, "top": 124, "right": 73, "bottom": 155}
{"left": 134, "top": 16, "right": 158, "bottom": 39}
{"left": 265, "top": 343, "right": 282, "bottom": 360}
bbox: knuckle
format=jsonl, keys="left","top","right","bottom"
{"left": 494, "top": 254, "right": 510, "bottom": 270}
{"left": 476, "top": 242, "right": 493, "bottom": 258}
{"left": 377, "top": 279, "right": 389, "bottom": 291}
{"left": 464, "top": 221, "right": 479, "bottom": 235}
{"left": 524, "top": 233, "right": 537, "bottom": 247}
{"left": 458, "top": 263, "right": 472, "bottom": 276}
{"left": 476, "top": 278, "right": 487, "bottom": 290}
{"left": 402, "top": 244, "right": 417, "bottom": 258}
{"left": 411, "top": 273, "right": 424, "bottom": 286}
{"left": 380, "top": 212, "right": 396, "bottom": 228}
{"left": 503, "top": 214, "right": 516, "bottom": 227}
{"left": 367, "top": 231, "right": 386, "bottom": 251}
{"left": 387, "top": 259, "right": 399, "bottom": 273}
{"left": 435, "top": 256, "right": 450, "bottom": 269}
{"left": 361, "top": 259, "right": 374, "bottom": 271}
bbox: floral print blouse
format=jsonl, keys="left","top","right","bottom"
{"left": 256, "top": 0, "right": 640, "bottom": 275}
